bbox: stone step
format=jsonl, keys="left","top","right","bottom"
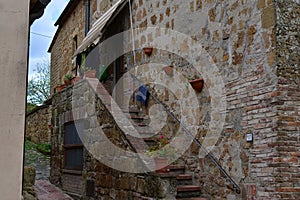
{"left": 169, "top": 165, "right": 185, "bottom": 172}
{"left": 143, "top": 138, "right": 157, "bottom": 147}
{"left": 129, "top": 115, "right": 146, "bottom": 120}
{"left": 157, "top": 164, "right": 186, "bottom": 177}
{"left": 176, "top": 174, "right": 193, "bottom": 185}
{"left": 125, "top": 108, "right": 140, "bottom": 114}
{"left": 134, "top": 126, "right": 157, "bottom": 135}
{"left": 176, "top": 185, "right": 201, "bottom": 198}
{"left": 176, "top": 198, "right": 208, "bottom": 200}
{"left": 134, "top": 122, "right": 149, "bottom": 127}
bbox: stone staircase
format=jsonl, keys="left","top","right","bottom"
{"left": 126, "top": 106, "right": 209, "bottom": 200}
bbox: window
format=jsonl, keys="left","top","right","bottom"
{"left": 64, "top": 121, "right": 84, "bottom": 170}
{"left": 73, "top": 35, "right": 78, "bottom": 54}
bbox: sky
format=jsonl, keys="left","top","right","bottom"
{"left": 29, "top": 0, "right": 69, "bottom": 78}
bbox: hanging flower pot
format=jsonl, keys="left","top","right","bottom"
{"left": 84, "top": 69, "right": 97, "bottom": 78}
{"left": 143, "top": 47, "right": 153, "bottom": 56}
{"left": 163, "top": 65, "right": 173, "bottom": 76}
{"left": 189, "top": 77, "right": 204, "bottom": 92}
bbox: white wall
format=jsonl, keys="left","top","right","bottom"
{"left": 0, "top": 0, "right": 29, "bottom": 199}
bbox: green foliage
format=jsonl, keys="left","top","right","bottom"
{"left": 27, "top": 60, "right": 50, "bottom": 105}
{"left": 25, "top": 140, "right": 37, "bottom": 151}
{"left": 26, "top": 102, "right": 37, "bottom": 113}
{"left": 36, "top": 143, "right": 51, "bottom": 154}
{"left": 147, "top": 134, "right": 176, "bottom": 161}
{"left": 64, "top": 74, "right": 73, "bottom": 80}
{"left": 24, "top": 140, "right": 49, "bottom": 166}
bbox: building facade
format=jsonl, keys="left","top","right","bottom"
{"left": 48, "top": 0, "right": 300, "bottom": 199}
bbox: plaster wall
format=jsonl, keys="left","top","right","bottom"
{"left": 0, "top": 0, "right": 29, "bottom": 199}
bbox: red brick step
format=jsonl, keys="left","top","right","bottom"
{"left": 176, "top": 198, "right": 208, "bottom": 200}
{"left": 177, "top": 185, "right": 201, "bottom": 192}
{"left": 176, "top": 185, "right": 201, "bottom": 198}
{"left": 176, "top": 174, "right": 192, "bottom": 180}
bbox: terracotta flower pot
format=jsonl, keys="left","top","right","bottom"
{"left": 71, "top": 76, "right": 81, "bottom": 84}
{"left": 64, "top": 78, "right": 71, "bottom": 86}
{"left": 56, "top": 84, "right": 66, "bottom": 92}
{"left": 143, "top": 47, "right": 153, "bottom": 56}
{"left": 189, "top": 78, "right": 204, "bottom": 92}
{"left": 84, "top": 70, "right": 97, "bottom": 78}
{"left": 154, "top": 157, "right": 170, "bottom": 173}
{"left": 163, "top": 65, "right": 173, "bottom": 76}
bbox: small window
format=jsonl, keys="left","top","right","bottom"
{"left": 64, "top": 121, "right": 84, "bottom": 170}
{"left": 73, "top": 35, "right": 78, "bottom": 54}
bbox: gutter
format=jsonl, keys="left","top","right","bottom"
{"left": 29, "top": 0, "right": 51, "bottom": 25}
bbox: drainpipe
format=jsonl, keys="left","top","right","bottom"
{"left": 85, "top": 0, "right": 91, "bottom": 36}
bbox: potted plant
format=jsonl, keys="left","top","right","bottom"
{"left": 147, "top": 134, "right": 176, "bottom": 173}
{"left": 143, "top": 46, "right": 153, "bottom": 56}
{"left": 71, "top": 76, "right": 81, "bottom": 84}
{"left": 55, "top": 83, "right": 66, "bottom": 92}
{"left": 187, "top": 74, "right": 204, "bottom": 92}
{"left": 80, "top": 61, "right": 96, "bottom": 78}
{"left": 64, "top": 74, "right": 73, "bottom": 86}
{"left": 163, "top": 66, "right": 173, "bottom": 76}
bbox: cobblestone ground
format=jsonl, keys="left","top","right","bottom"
{"left": 24, "top": 140, "right": 73, "bottom": 199}
{"left": 35, "top": 180, "right": 73, "bottom": 200}
{"left": 24, "top": 147, "right": 50, "bottom": 180}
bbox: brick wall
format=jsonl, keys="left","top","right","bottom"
{"left": 26, "top": 105, "right": 51, "bottom": 144}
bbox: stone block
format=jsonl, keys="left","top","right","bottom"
{"left": 262, "top": 6, "right": 275, "bottom": 29}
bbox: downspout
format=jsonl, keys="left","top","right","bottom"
{"left": 85, "top": 0, "right": 91, "bottom": 36}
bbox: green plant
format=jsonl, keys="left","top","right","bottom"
{"left": 64, "top": 74, "right": 73, "bottom": 80}
{"left": 147, "top": 134, "right": 176, "bottom": 161}
{"left": 64, "top": 74, "right": 73, "bottom": 85}
{"left": 79, "top": 53, "right": 92, "bottom": 74}
{"left": 186, "top": 73, "right": 200, "bottom": 80}
{"left": 36, "top": 143, "right": 51, "bottom": 155}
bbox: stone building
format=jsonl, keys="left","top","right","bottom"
{"left": 48, "top": 0, "right": 299, "bottom": 199}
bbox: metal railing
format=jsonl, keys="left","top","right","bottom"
{"left": 130, "top": 74, "right": 241, "bottom": 194}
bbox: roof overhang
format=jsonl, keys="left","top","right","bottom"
{"left": 73, "top": 0, "right": 128, "bottom": 57}
{"left": 29, "top": 0, "right": 51, "bottom": 25}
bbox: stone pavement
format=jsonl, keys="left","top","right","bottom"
{"left": 35, "top": 180, "right": 73, "bottom": 200}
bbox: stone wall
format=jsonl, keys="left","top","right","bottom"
{"left": 26, "top": 105, "right": 51, "bottom": 144}
{"left": 50, "top": 80, "right": 174, "bottom": 199}
{"left": 126, "top": 0, "right": 297, "bottom": 199}
{"left": 49, "top": 0, "right": 299, "bottom": 199}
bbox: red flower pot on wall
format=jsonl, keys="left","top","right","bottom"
{"left": 143, "top": 47, "right": 153, "bottom": 56}
{"left": 71, "top": 76, "right": 81, "bottom": 84}
{"left": 55, "top": 84, "right": 66, "bottom": 92}
{"left": 163, "top": 65, "right": 173, "bottom": 76}
{"left": 189, "top": 78, "right": 204, "bottom": 92}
